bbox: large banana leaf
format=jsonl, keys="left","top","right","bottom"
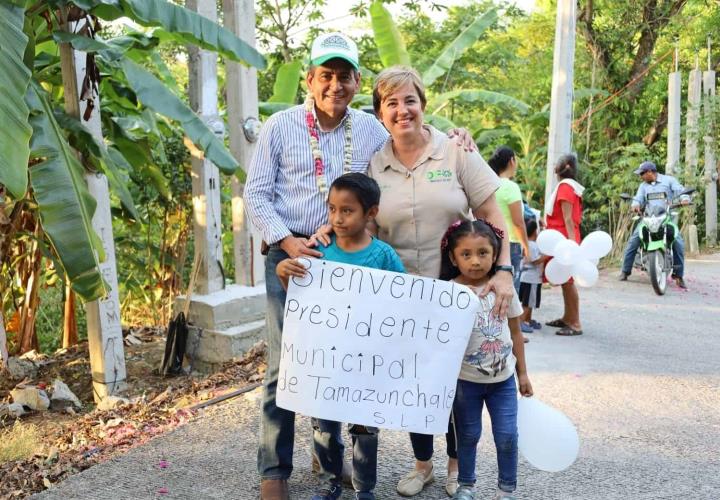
{"left": 26, "top": 83, "right": 106, "bottom": 302}
{"left": 427, "top": 89, "right": 530, "bottom": 115}
{"left": 83, "top": 0, "right": 266, "bottom": 69}
{"left": 424, "top": 114, "right": 457, "bottom": 133}
{"left": 54, "top": 111, "right": 140, "bottom": 220}
{"left": 258, "top": 102, "right": 294, "bottom": 116}
{"left": 0, "top": 3, "right": 32, "bottom": 199}
{"left": 370, "top": 1, "right": 411, "bottom": 67}
{"left": 121, "top": 58, "right": 239, "bottom": 173}
{"left": 268, "top": 60, "right": 303, "bottom": 104}
{"left": 422, "top": 9, "right": 498, "bottom": 88}
{"left": 52, "top": 31, "right": 124, "bottom": 61}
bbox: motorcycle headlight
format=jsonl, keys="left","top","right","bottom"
{"left": 646, "top": 216, "right": 664, "bottom": 233}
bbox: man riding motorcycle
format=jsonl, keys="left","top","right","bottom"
{"left": 619, "top": 161, "right": 690, "bottom": 288}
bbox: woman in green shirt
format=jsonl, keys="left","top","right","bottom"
{"left": 488, "top": 146, "right": 530, "bottom": 294}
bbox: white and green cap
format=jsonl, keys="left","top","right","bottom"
{"left": 310, "top": 32, "right": 359, "bottom": 70}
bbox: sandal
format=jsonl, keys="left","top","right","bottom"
{"left": 545, "top": 318, "right": 568, "bottom": 328}
{"left": 556, "top": 326, "right": 583, "bottom": 336}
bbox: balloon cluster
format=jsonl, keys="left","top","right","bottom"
{"left": 536, "top": 230, "right": 613, "bottom": 287}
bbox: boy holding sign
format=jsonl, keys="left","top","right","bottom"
{"left": 276, "top": 173, "right": 405, "bottom": 500}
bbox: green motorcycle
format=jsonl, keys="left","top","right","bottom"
{"left": 620, "top": 188, "right": 695, "bottom": 295}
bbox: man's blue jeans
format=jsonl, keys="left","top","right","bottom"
{"left": 621, "top": 226, "right": 685, "bottom": 278}
{"left": 510, "top": 242, "right": 522, "bottom": 292}
{"left": 257, "top": 246, "right": 295, "bottom": 480}
{"left": 312, "top": 419, "right": 378, "bottom": 494}
{"left": 453, "top": 376, "right": 518, "bottom": 493}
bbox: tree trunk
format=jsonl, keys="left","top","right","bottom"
{"left": 644, "top": 101, "right": 669, "bottom": 146}
{"left": 0, "top": 310, "right": 8, "bottom": 372}
{"left": 0, "top": 190, "right": 8, "bottom": 369}
{"left": 18, "top": 232, "right": 42, "bottom": 354}
{"left": 62, "top": 283, "right": 78, "bottom": 348}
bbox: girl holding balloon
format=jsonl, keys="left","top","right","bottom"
{"left": 543, "top": 154, "right": 585, "bottom": 336}
{"left": 438, "top": 218, "right": 533, "bottom": 500}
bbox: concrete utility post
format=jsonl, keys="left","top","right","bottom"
{"left": 187, "top": 0, "right": 224, "bottom": 295}
{"left": 686, "top": 54, "right": 703, "bottom": 254}
{"left": 223, "top": 0, "right": 265, "bottom": 287}
{"left": 59, "top": 22, "right": 127, "bottom": 401}
{"left": 703, "top": 37, "right": 717, "bottom": 246}
{"left": 180, "top": 0, "right": 266, "bottom": 372}
{"left": 544, "top": 0, "right": 576, "bottom": 207}
{"left": 686, "top": 54, "right": 703, "bottom": 177}
{"left": 667, "top": 48, "right": 681, "bottom": 177}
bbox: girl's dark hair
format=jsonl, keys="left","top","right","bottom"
{"left": 439, "top": 219, "right": 502, "bottom": 281}
{"left": 487, "top": 146, "right": 515, "bottom": 175}
{"left": 554, "top": 153, "right": 578, "bottom": 180}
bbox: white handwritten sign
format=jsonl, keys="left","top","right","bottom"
{"left": 276, "top": 258, "right": 478, "bottom": 434}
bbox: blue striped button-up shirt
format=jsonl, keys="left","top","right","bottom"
{"left": 244, "top": 105, "right": 389, "bottom": 244}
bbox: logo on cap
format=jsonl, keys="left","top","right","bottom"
{"left": 321, "top": 35, "right": 350, "bottom": 51}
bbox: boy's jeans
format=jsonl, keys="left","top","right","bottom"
{"left": 312, "top": 418, "right": 378, "bottom": 494}
{"left": 453, "top": 376, "right": 518, "bottom": 493}
{"left": 257, "top": 247, "right": 295, "bottom": 480}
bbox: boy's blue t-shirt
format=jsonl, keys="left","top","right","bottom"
{"left": 321, "top": 235, "right": 406, "bottom": 273}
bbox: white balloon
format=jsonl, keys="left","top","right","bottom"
{"left": 537, "top": 229, "right": 566, "bottom": 256}
{"left": 579, "top": 231, "right": 613, "bottom": 260}
{"left": 572, "top": 259, "right": 599, "bottom": 287}
{"left": 554, "top": 239, "right": 580, "bottom": 266}
{"left": 518, "top": 397, "right": 580, "bottom": 472}
{"left": 545, "top": 258, "right": 573, "bottom": 285}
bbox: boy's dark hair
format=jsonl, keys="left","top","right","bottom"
{"left": 329, "top": 173, "right": 381, "bottom": 213}
{"left": 525, "top": 218, "right": 538, "bottom": 238}
{"left": 439, "top": 219, "right": 502, "bottom": 281}
{"left": 487, "top": 146, "right": 515, "bottom": 175}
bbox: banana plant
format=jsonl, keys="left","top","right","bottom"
{"left": 0, "top": 3, "right": 32, "bottom": 200}
{"left": 268, "top": 60, "right": 303, "bottom": 104}
{"left": 0, "top": 0, "right": 266, "bottom": 303}
{"left": 367, "top": 2, "right": 527, "bottom": 133}
{"left": 258, "top": 59, "right": 304, "bottom": 116}
{"left": 369, "top": 1, "right": 497, "bottom": 86}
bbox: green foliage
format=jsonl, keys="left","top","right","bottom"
{"left": 421, "top": 8, "right": 498, "bottom": 88}
{"left": 268, "top": 60, "right": 303, "bottom": 103}
{"left": 0, "top": 3, "right": 32, "bottom": 199}
{"left": 88, "top": 0, "right": 266, "bottom": 69}
{"left": 27, "top": 83, "right": 107, "bottom": 302}
{"left": 121, "top": 59, "right": 239, "bottom": 173}
{"left": 370, "top": 1, "right": 411, "bottom": 67}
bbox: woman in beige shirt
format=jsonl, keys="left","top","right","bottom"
{"left": 367, "top": 66, "right": 515, "bottom": 497}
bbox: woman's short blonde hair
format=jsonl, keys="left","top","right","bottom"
{"left": 372, "top": 66, "right": 427, "bottom": 114}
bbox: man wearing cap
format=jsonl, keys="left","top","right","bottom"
{"left": 619, "top": 161, "right": 690, "bottom": 288}
{"left": 245, "top": 32, "right": 476, "bottom": 500}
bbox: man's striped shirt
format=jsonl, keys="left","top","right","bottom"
{"left": 244, "top": 105, "right": 388, "bottom": 244}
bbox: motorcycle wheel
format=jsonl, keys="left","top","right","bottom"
{"left": 649, "top": 249, "right": 667, "bottom": 295}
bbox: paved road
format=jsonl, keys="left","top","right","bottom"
{"left": 35, "top": 254, "right": 720, "bottom": 499}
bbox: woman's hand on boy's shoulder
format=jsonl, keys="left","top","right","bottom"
{"left": 309, "top": 224, "right": 333, "bottom": 247}
{"left": 517, "top": 373, "right": 533, "bottom": 397}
